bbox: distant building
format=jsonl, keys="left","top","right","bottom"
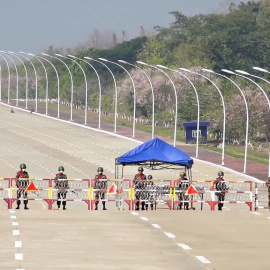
{"left": 182, "top": 121, "right": 210, "bottom": 144}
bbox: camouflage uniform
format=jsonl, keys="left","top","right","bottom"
{"left": 134, "top": 170, "right": 147, "bottom": 210}
{"left": 266, "top": 177, "right": 270, "bottom": 208}
{"left": 215, "top": 176, "right": 227, "bottom": 211}
{"left": 94, "top": 172, "right": 107, "bottom": 210}
{"left": 15, "top": 170, "right": 30, "bottom": 210}
{"left": 55, "top": 172, "right": 68, "bottom": 210}
{"left": 178, "top": 176, "right": 190, "bottom": 210}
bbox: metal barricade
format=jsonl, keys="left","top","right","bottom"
{"left": 90, "top": 179, "right": 131, "bottom": 210}
{"left": 132, "top": 179, "right": 172, "bottom": 210}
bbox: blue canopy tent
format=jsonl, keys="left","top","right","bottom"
{"left": 115, "top": 137, "right": 193, "bottom": 178}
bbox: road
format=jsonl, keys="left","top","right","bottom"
{"left": 0, "top": 102, "right": 269, "bottom": 270}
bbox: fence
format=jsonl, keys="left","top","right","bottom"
{"left": 0, "top": 178, "right": 256, "bottom": 211}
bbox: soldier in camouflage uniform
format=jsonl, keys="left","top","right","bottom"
{"left": 15, "top": 163, "right": 30, "bottom": 210}
{"left": 94, "top": 167, "right": 107, "bottom": 210}
{"left": 55, "top": 166, "right": 69, "bottom": 210}
{"left": 215, "top": 171, "right": 228, "bottom": 211}
{"left": 266, "top": 177, "right": 270, "bottom": 208}
{"left": 134, "top": 167, "right": 147, "bottom": 210}
{"left": 177, "top": 171, "right": 190, "bottom": 210}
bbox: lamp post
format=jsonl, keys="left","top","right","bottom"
{"left": 235, "top": 70, "right": 270, "bottom": 110}
{"left": 42, "top": 53, "right": 74, "bottom": 121}
{"left": 26, "top": 53, "right": 49, "bottom": 115}
{"left": 158, "top": 65, "right": 200, "bottom": 157}
{"left": 67, "top": 55, "right": 92, "bottom": 126}
{"left": 137, "top": 61, "right": 178, "bottom": 147}
{"left": 0, "top": 53, "right": 11, "bottom": 104}
{"left": 181, "top": 68, "right": 226, "bottom": 165}
{"left": 36, "top": 55, "right": 60, "bottom": 117}
{"left": 84, "top": 56, "right": 117, "bottom": 132}
{"left": 99, "top": 58, "right": 137, "bottom": 138}
{"left": 8, "top": 51, "right": 29, "bottom": 109}
{"left": 18, "top": 52, "right": 38, "bottom": 112}
{"left": 0, "top": 51, "right": 18, "bottom": 106}
{"left": 203, "top": 68, "right": 249, "bottom": 173}
{"left": 118, "top": 60, "right": 155, "bottom": 139}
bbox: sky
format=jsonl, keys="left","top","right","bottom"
{"left": 0, "top": 0, "right": 254, "bottom": 55}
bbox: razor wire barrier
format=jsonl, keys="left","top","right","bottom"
{"left": 0, "top": 178, "right": 257, "bottom": 211}
{"left": 131, "top": 179, "right": 173, "bottom": 210}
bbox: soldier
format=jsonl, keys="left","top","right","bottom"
{"left": 15, "top": 163, "right": 30, "bottom": 210}
{"left": 215, "top": 171, "right": 228, "bottom": 211}
{"left": 55, "top": 166, "right": 69, "bottom": 210}
{"left": 265, "top": 177, "right": 270, "bottom": 208}
{"left": 94, "top": 167, "right": 107, "bottom": 210}
{"left": 177, "top": 171, "right": 190, "bottom": 210}
{"left": 134, "top": 166, "right": 147, "bottom": 210}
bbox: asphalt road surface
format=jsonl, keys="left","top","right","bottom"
{"left": 0, "top": 102, "right": 270, "bottom": 270}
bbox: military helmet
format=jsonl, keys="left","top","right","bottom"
{"left": 218, "top": 171, "right": 224, "bottom": 177}
{"left": 138, "top": 166, "right": 144, "bottom": 172}
{"left": 58, "top": 166, "right": 65, "bottom": 172}
{"left": 97, "top": 167, "right": 103, "bottom": 173}
{"left": 20, "top": 163, "right": 26, "bottom": 169}
{"left": 147, "top": 175, "right": 153, "bottom": 180}
{"left": 180, "top": 171, "right": 186, "bottom": 177}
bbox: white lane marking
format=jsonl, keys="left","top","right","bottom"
{"left": 140, "top": 217, "right": 148, "bottom": 221}
{"left": 15, "top": 241, "right": 22, "bottom": 248}
{"left": 130, "top": 212, "right": 139, "bottom": 216}
{"left": 10, "top": 215, "right": 16, "bottom": 219}
{"left": 9, "top": 210, "right": 16, "bottom": 213}
{"left": 13, "top": 230, "right": 20, "bottom": 236}
{"left": 196, "top": 256, "right": 211, "bottom": 264}
{"left": 164, "top": 232, "right": 176, "bottom": 238}
{"left": 151, "top": 224, "right": 161, "bottom": 229}
{"left": 251, "top": 212, "right": 262, "bottom": 215}
{"left": 12, "top": 222, "right": 19, "bottom": 226}
{"left": 15, "top": 253, "right": 23, "bottom": 260}
{"left": 267, "top": 217, "right": 270, "bottom": 220}
{"left": 177, "top": 243, "right": 192, "bottom": 250}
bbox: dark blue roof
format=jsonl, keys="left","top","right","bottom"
{"left": 182, "top": 121, "right": 210, "bottom": 127}
{"left": 116, "top": 137, "right": 193, "bottom": 168}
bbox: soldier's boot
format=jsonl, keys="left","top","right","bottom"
{"left": 218, "top": 203, "right": 222, "bottom": 211}
{"left": 16, "top": 201, "right": 20, "bottom": 210}
{"left": 24, "top": 204, "right": 29, "bottom": 210}
{"left": 178, "top": 202, "right": 182, "bottom": 210}
{"left": 102, "top": 201, "right": 107, "bottom": 210}
{"left": 184, "top": 203, "right": 189, "bottom": 210}
{"left": 135, "top": 202, "right": 139, "bottom": 211}
{"left": 151, "top": 204, "right": 154, "bottom": 210}
{"left": 141, "top": 202, "right": 145, "bottom": 211}
{"left": 63, "top": 202, "right": 66, "bottom": 210}
{"left": 145, "top": 204, "right": 148, "bottom": 210}
{"left": 95, "top": 202, "right": 98, "bottom": 210}
{"left": 57, "top": 201, "right": 61, "bottom": 209}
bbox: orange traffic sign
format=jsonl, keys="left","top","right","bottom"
{"left": 25, "top": 182, "right": 39, "bottom": 192}
{"left": 107, "top": 183, "right": 120, "bottom": 194}
{"left": 185, "top": 184, "right": 198, "bottom": 195}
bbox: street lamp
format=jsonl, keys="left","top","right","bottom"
{"left": 42, "top": 53, "right": 74, "bottom": 121}
{"left": 26, "top": 53, "right": 49, "bottom": 115}
{"left": 19, "top": 52, "right": 38, "bottom": 112}
{"left": 7, "top": 51, "right": 29, "bottom": 109}
{"left": 180, "top": 68, "right": 226, "bottom": 165}
{"left": 203, "top": 68, "right": 249, "bottom": 173}
{"left": 99, "top": 58, "right": 137, "bottom": 138}
{"left": 137, "top": 61, "right": 178, "bottom": 147}
{"left": 157, "top": 65, "right": 200, "bottom": 157}
{"left": 84, "top": 56, "right": 117, "bottom": 132}
{"left": 118, "top": 60, "right": 155, "bottom": 139}
{"left": 36, "top": 54, "right": 60, "bottom": 117}
{"left": 0, "top": 53, "right": 11, "bottom": 104}
{"left": 0, "top": 51, "right": 18, "bottom": 106}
